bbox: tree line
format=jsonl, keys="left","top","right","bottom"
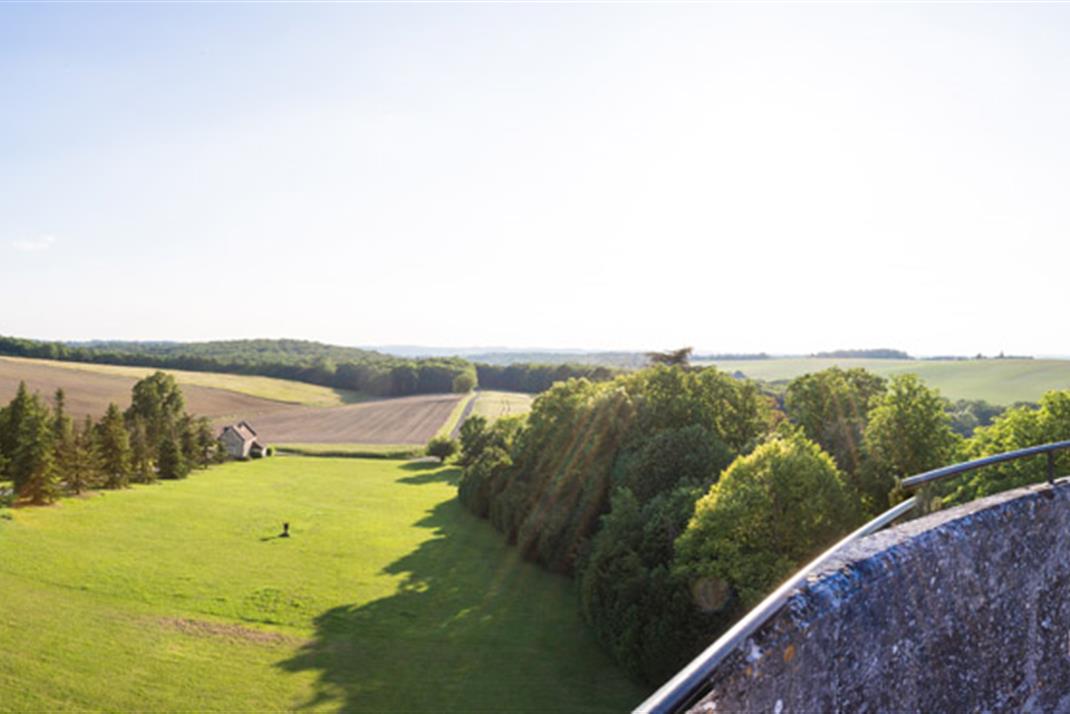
{"left": 454, "top": 364, "right": 1070, "bottom": 684}
{"left": 0, "top": 372, "right": 223, "bottom": 505}
{"left": 0, "top": 335, "right": 625, "bottom": 398}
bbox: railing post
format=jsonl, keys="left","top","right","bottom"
{"left": 1048, "top": 452, "right": 1056, "bottom": 487}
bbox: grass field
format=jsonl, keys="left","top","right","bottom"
{"left": 471, "top": 391, "right": 534, "bottom": 423}
{"left": 0, "top": 356, "right": 360, "bottom": 407}
{"left": 0, "top": 457, "right": 645, "bottom": 711}
{"left": 700, "top": 358, "right": 1070, "bottom": 405}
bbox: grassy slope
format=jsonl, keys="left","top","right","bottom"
{"left": 471, "top": 391, "right": 534, "bottom": 423}
{"left": 0, "top": 355, "right": 361, "bottom": 407}
{"left": 0, "top": 458, "right": 644, "bottom": 712}
{"left": 701, "top": 358, "right": 1070, "bottom": 405}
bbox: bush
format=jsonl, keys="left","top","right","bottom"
{"left": 675, "top": 432, "right": 861, "bottom": 609}
{"left": 426, "top": 436, "right": 458, "bottom": 462}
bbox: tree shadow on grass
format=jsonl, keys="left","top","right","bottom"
{"left": 397, "top": 466, "right": 461, "bottom": 487}
{"left": 276, "top": 483, "right": 643, "bottom": 712}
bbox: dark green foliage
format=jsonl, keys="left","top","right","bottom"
{"left": 193, "top": 417, "right": 216, "bottom": 469}
{"left": 64, "top": 416, "right": 102, "bottom": 495}
{"left": 475, "top": 363, "right": 618, "bottom": 394}
{"left": 578, "top": 486, "right": 725, "bottom": 684}
{"left": 943, "top": 391, "right": 1070, "bottom": 505}
{"left": 96, "top": 403, "right": 132, "bottom": 489}
{"left": 425, "top": 436, "right": 458, "bottom": 462}
{"left": 0, "top": 335, "right": 476, "bottom": 398}
{"left": 947, "top": 399, "right": 1005, "bottom": 437}
{"left": 157, "top": 430, "right": 188, "bottom": 480}
{"left": 452, "top": 372, "right": 476, "bottom": 393}
{"left": 127, "top": 416, "right": 155, "bottom": 483}
{"left": 861, "top": 374, "right": 960, "bottom": 515}
{"left": 613, "top": 425, "right": 732, "bottom": 503}
{"left": 457, "top": 415, "right": 490, "bottom": 466}
{"left": 471, "top": 365, "right": 771, "bottom": 575}
{"left": 126, "top": 371, "right": 185, "bottom": 446}
{"left": 0, "top": 381, "right": 35, "bottom": 478}
{"left": 9, "top": 391, "right": 58, "bottom": 504}
{"left": 457, "top": 446, "right": 513, "bottom": 518}
{"left": 675, "top": 432, "right": 860, "bottom": 609}
{"left": 784, "top": 367, "right": 886, "bottom": 479}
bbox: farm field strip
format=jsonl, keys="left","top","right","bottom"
{"left": 471, "top": 390, "right": 534, "bottom": 423}
{"left": 0, "top": 355, "right": 360, "bottom": 407}
{"left": 0, "top": 458, "right": 645, "bottom": 712}
{"left": 250, "top": 393, "right": 466, "bottom": 445}
{"left": 699, "top": 357, "right": 1070, "bottom": 405}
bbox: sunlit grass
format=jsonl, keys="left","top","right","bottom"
{"left": 471, "top": 390, "right": 534, "bottom": 423}
{"left": 0, "top": 458, "right": 644, "bottom": 711}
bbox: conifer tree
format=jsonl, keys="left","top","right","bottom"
{"left": 193, "top": 417, "right": 215, "bottom": 469}
{"left": 127, "top": 415, "right": 155, "bottom": 483}
{"left": 66, "top": 416, "right": 102, "bottom": 495}
{"left": 96, "top": 403, "right": 132, "bottom": 489}
{"left": 11, "top": 395, "right": 58, "bottom": 505}
{"left": 0, "top": 381, "right": 34, "bottom": 477}
{"left": 157, "top": 429, "right": 188, "bottom": 480}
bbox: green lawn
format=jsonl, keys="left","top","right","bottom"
{"left": 471, "top": 391, "right": 534, "bottom": 423}
{"left": 0, "top": 458, "right": 645, "bottom": 711}
{"left": 700, "top": 357, "right": 1070, "bottom": 405}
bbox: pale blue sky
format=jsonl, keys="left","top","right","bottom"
{"left": 2, "top": 3, "right": 1069, "bottom": 355}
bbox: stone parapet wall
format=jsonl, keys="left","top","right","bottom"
{"left": 689, "top": 479, "right": 1070, "bottom": 713}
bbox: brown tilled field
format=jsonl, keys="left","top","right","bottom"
{"left": 0, "top": 357, "right": 464, "bottom": 445}
{"left": 250, "top": 393, "right": 464, "bottom": 444}
{"left": 0, "top": 357, "right": 284, "bottom": 420}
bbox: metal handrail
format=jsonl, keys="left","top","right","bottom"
{"left": 635, "top": 439, "right": 1070, "bottom": 714}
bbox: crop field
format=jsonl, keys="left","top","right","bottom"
{"left": 471, "top": 391, "right": 534, "bottom": 423}
{"left": 699, "top": 357, "right": 1070, "bottom": 405}
{"left": 0, "top": 356, "right": 360, "bottom": 407}
{"left": 0, "top": 356, "right": 288, "bottom": 421}
{"left": 0, "top": 457, "right": 645, "bottom": 711}
{"left": 253, "top": 394, "right": 466, "bottom": 445}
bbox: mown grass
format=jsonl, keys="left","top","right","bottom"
{"left": 471, "top": 390, "right": 534, "bottom": 423}
{"left": 0, "top": 356, "right": 363, "bottom": 407}
{"left": 0, "top": 458, "right": 645, "bottom": 711}
{"left": 274, "top": 443, "right": 423, "bottom": 459}
{"left": 700, "top": 357, "right": 1070, "bottom": 405}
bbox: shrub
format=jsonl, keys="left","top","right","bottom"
{"left": 675, "top": 432, "right": 861, "bottom": 609}
{"left": 426, "top": 436, "right": 458, "bottom": 462}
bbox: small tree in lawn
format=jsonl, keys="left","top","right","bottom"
{"left": 12, "top": 395, "right": 58, "bottom": 505}
{"left": 193, "top": 417, "right": 215, "bottom": 469}
{"left": 426, "top": 436, "right": 458, "bottom": 462}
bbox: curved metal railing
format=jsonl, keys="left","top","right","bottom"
{"left": 635, "top": 439, "right": 1070, "bottom": 714}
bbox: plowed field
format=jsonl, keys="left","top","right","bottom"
{"left": 251, "top": 394, "right": 465, "bottom": 444}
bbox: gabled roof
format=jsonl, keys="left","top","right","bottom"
{"left": 223, "top": 422, "right": 258, "bottom": 444}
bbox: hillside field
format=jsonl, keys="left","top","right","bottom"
{"left": 0, "top": 357, "right": 468, "bottom": 447}
{"left": 0, "top": 355, "right": 360, "bottom": 407}
{"left": 471, "top": 391, "right": 534, "bottom": 423}
{"left": 0, "top": 457, "right": 645, "bottom": 711}
{"left": 700, "top": 357, "right": 1070, "bottom": 405}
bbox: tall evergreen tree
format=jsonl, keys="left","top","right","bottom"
{"left": 193, "top": 417, "right": 216, "bottom": 469}
{"left": 127, "top": 415, "right": 155, "bottom": 483}
{"left": 96, "top": 403, "right": 132, "bottom": 489}
{"left": 65, "top": 416, "right": 102, "bottom": 495}
{"left": 11, "top": 394, "right": 58, "bottom": 505}
{"left": 0, "top": 381, "right": 35, "bottom": 478}
{"left": 157, "top": 429, "right": 188, "bottom": 480}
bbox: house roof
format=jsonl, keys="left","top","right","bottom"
{"left": 224, "top": 422, "right": 259, "bottom": 444}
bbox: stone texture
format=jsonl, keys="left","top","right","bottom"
{"left": 688, "top": 478, "right": 1070, "bottom": 713}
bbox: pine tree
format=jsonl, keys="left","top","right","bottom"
{"left": 12, "top": 395, "right": 58, "bottom": 505}
{"left": 0, "top": 381, "right": 35, "bottom": 478}
{"left": 127, "top": 415, "right": 155, "bottom": 484}
{"left": 96, "top": 403, "right": 132, "bottom": 489}
{"left": 66, "top": 416, "right": 102, "bottom": 495}
{"left": 193, "top": 417, "right": 215, "bottom": 469}
{"left": 157, "top": 429, "right": 188, "bottom": 480}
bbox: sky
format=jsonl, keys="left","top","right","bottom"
{"left": 2, "top": 2, "right": 1069, "bottom": 356}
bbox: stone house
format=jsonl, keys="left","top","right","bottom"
{"left": 219, "top": 421, "right": 268, "bottom": 460}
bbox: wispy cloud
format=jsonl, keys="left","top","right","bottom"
{"left": 10, "top": 235, "right": 57, "bottom": 253}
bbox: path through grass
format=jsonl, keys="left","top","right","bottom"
{"left": 0, "top": 458, "right": 645, "bottom": 711}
